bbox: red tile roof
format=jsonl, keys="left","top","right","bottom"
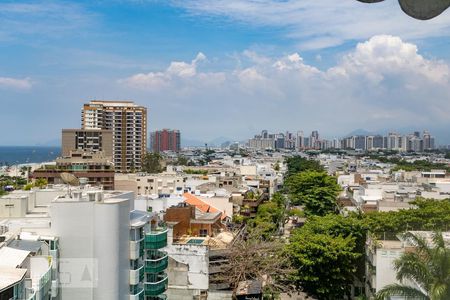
{"left": 183, "top": 193, "right": 225, "bottom": 220}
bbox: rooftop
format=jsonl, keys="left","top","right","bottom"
{"left": 184, "top": 193, "right": 225, "bottom": 220}
{"left": 0, "top": 247, "right": 30, "bottom": 268}
{"left": 7, "top": 240, "right": 42, "bottom": 253}
{"left": 0, "top": 267, "right": 27, "bottom": 291}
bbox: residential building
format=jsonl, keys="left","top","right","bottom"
{"left": 164, "top": 202, "right": 223, "bottom": 240}
{"left": 31, "top": 150, "right": 115, "bottom": 190}
{"left": 365, "top": 231, "right": 450, "bottom": 299}
{"left": 82, "top": 100, "right": 147, "bottom": 172}
{"left": 61, "top": 129, "right": 113, "bottom": 158}
{"left": 0, "top": 232, "right": 57, "bottom": 300}
{"left": 115, "top": 172, "right": 186, "bottom": 196}
{"left": 0, "top": 185, "right": 168, "bottom": 300}
{"left": 150, "top": 129, "right": 181, "bottom": 153}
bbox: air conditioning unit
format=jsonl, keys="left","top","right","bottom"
{"left": 95, "top": 191, "right": 103, "bottom": 202}
{"left": 72, "top": 191, "right": 82, "bottom": 200}
{"left": 88, "top": 193, "right": 96, "bottom": 202}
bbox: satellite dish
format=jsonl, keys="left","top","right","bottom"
{"left": 60, "top": 173, "right": 80, "bottom": 186}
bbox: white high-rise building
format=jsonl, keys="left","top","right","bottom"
{"left": 51, "top": 191, "right": 131, "bottom": 300}
{"left": 82, "top": 100, "right": 147, "bottom": 172}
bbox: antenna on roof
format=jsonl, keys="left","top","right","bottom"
{"left": 60, "top": 173, "right": 80, "bottom": 198}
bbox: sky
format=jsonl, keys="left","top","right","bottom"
{"left": 1, "top": 0, "right": 450, "bottom": 145}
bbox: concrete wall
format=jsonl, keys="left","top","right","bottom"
{"left": 239, "top": 165, "right": 257, "bottom": 176}
{"left": 166, "top": 244, "right": 209, "bottom": 290}
{"left": 93, "top": 199, "right": 130, "bottom": 300}
{"left": 375, "top": 248, "right": 403, "bottom": 292}
{"left": 51, "top": 201, "right": 95, "bottom": 300}
{"left": 208, "top": 291, "right": 233, "bottom": 300}
{"left": 0, "top": 196, "right": 27, "bottom": 217}
{"left": 199, "top": 196, "right": 233, "bottom": 218}
{"left": 50, "top": 198, "right": 130, "bottom": 300}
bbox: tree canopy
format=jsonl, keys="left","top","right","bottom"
{"left": 141, "top": 152, "right": 163, "bottom": 173}
{"left": 285, "top": 199, "right": 450, "bottom": 299}
{"left": 285, "top": 156, "right": 324, "bottom": 178}
{"left": 285, "top": 171, "right": 341, "bottom": 216}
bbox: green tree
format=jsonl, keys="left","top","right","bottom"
{"left": 285, "top": 156, "right": 324, "bottom": 178}
{"left": 287, "top": 230, "right": 360, "bottom": 299}
{"left": 285, "top": 171, "right": 341, "bottom": 216}
{"left": 141, "top": 152, "right": 163, "bottom": 173}
{"left": 377, "top": 231, "right": 450, "bottom": 300}
{"left": 247, "top": 192, "right": 285, "bottom": 239}
{"left": 273, "top": 161, "right": 280, "bottom": 172}
{"left": 175, "top": 155, "right": 189, "bottom": 166}
{"left": 34, "top": 178, "right": 48, "bottom": 189}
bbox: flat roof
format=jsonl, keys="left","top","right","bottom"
{"left": 8, "top": 240, "right": 42, "bottom": 253}
{"left": 0, "top": 267, "right": 27, "bottom": 291}
{"left": 0, "top": 247, "right": 30, "bottom": 268}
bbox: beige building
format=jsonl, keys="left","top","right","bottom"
{"left": 61, "top": 128, "right": 113, "bottom": 158}
{"left": 82, "top": 100, "right": 147, "bottom": 172}
{"left": 31, "top": 150, "right": 115, "bottom": 190}
{"left": 115, "top": 173, "right": 185, "bottom": 196}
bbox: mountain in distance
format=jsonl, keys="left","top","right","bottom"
{"left": 208, "top": 136, "right": 233, "bottom": 147}
{"left": 181, "top": 138, "right": 205, "bottom": 148}
{"left": 181, "top": 136, "right": 234, "bottom": 148}
{"left": 345, "top": 129, "right": 378, "bottom": 137}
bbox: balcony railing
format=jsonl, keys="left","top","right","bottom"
{"left": 144, "top": 273, "right": 168, "bottom": 297}
{"left": 129, "top": 285, "right": 144, "bottom": 300}
{"left": 145, "top": 251, "right": 168, "bottom": 273}
{"left": 144, "top": 227, "right": 168, "bottom": 250}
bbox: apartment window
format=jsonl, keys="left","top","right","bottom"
{"left": 199, "top": 229, "right": 208, "bottom": 237}
{"left": 129, "top": 259, "right": 139, "bottom": 270}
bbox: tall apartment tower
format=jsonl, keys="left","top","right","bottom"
{"left": 150, "top": 129, "right": 181, "bottom": 153}
{"left": 82, "top": 100, "right": 147, "bottom": 172}
{"left": 296, "top": 131, "right": 304, "bottom": 150}
{"left": 423, "top": 130, "right": 432, "bottom": 150}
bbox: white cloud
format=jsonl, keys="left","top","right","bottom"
{"left": 0, "top": 2, "right": 95, "bottom": 42}
{"left": 170, "top": 0, "right": 450, "bottom": 49}
{"left": 120, "top": 52, "right": 216, "bottom": 89}
{"left": 167, "top": 52, "right": 206, "bottom": 77}
{"left": 328, "top": 35, "right": 449, "bottom": 84}
{"left": 120, "top": 35, "right": 450, "bottom": 138}
{"left": 0, "top": 77, "right": 32, "bottom": 90}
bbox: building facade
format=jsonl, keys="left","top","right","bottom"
{"left": 61, "top": 129, "right": 113, "bottom": 158}
{"left": 150, "top": 129, "right": 181, "bottom": 153}
{"left": 82, "top": 100, "right": 147, "bottom": 172}
{"left": 31, "top": 150, "right": 115, "bottom": 190}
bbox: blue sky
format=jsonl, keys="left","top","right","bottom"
{"left": 1, "top": 0, "right": 450, "bottom": 145}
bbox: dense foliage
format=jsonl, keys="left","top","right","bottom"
{"left": 247, "top": 192, "right": 285, "bottom": 239}
{"left": 370, "top": 156, "right": 450, "bottom": 172}
{"left": 141, "top": 152, "right": 163, "bottom": 173}
{"left": 285, "top": 156, "right": 324, "bottom": 178}
{"left": 287, "top": 231, "right": 359, "bottom": 299}
{"left": 0, "top": 175, "right": 28, "bottom": 194}
{"left": 285, "top": 171, "right": 341, "bottom": 216}
{"left": 183, "top": 169, "right": 208, "bottom": 175}
{"left": 285, "top": 199, "right": 450, "bottom": 299}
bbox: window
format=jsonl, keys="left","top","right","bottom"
{"left": 199, "top": 229, "right": 208, "bottom": 237}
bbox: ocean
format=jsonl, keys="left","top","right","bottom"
{"left": 0, "top": 146, "right": 61, "bottom": 166}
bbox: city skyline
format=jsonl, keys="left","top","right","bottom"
{"left": 248, "top": 129, "right": 437, "bottom": 151}
{"left": 1, "top": 1, "right": 450, "bottom": 145}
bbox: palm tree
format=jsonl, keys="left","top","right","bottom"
{"left": 376, "top": 231, "right": 450, "bottom": 300}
